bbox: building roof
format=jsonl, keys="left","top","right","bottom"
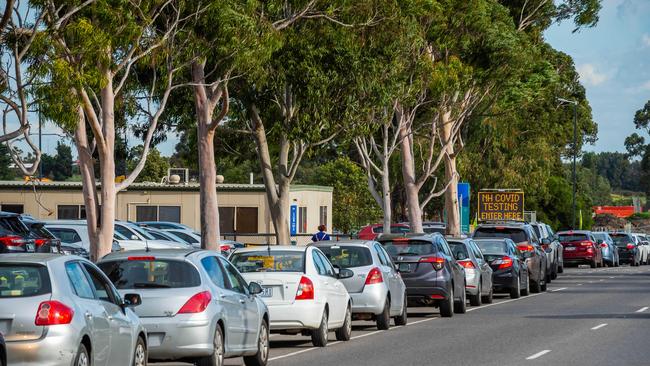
{"left": 0, "top": 180, "right": 333, "bottom": 192}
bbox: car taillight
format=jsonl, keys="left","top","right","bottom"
{"left": 365, "top": 267, "right": 383, "bottom": 285}
{"left": 0, "top": 235, "right": 26, "bottom": 246}
{"left": 220, "top": 245, "right": 231, "bottom": 252}
{"left": 295, "top": 276, "right": 314, "bottom": 300}
{"left": 627, "top": 243, "right": 635, "bottom": 250}
{"left": 35, "top": 301, "right": 74, "bottom": 326}
{"left": 541, "top": 244, "right": 549, "bottom": 251}
{"left": 178, "top": 291, "right": 212, "bottom": 314}
{"left": 580, "top": 241, "right": 594, "bottom": 247}
{"left": 419, "top": 256, "right": 445, "bottom": 270}
{"left": 517, "top": 244, "right": 534, "bottom": 252}
{"left": 492, "top": 256, "right": 513, "bottom": 270}
{"left": 34, "top": 238, "right": 48, "bottom": 247}
{"left": 600, "top": 243, "right": 608, "bottom": 248}
{"left": 458, "top": 260, "right": 475, "bottom": 269}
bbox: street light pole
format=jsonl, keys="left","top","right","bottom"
{"left": 558, "top": 98, "right": 579, "bottom": 230}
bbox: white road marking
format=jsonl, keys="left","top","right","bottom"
{"left": 526, "top": 350, "right": 551, "bottom": 360}
{"left": 599, "top": 279, "right": 605, "bottom": 282}
{"left": 577, "top": 284, "right": 583, "bottom": 286}
{"left": 591, "top": 323, "right": 607, "bottom": 330}
{"left": 351, "top": 330, "right": 383, "bottom": 340}
{"left": 636, "top": 307, "right": 648, "bottom": 313}
{"left": 609, "top": 276, "right": 615, "bottom": 279}
{"left": 466, "top": 293, "right": 545, "bottom": 312}
{"left": 406, "top": 318, "right": 438, "bottom": 326}
{"left": 551, "top": 287, "right": 567, "bottom": 292}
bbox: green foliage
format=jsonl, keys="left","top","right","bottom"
{"left": 39, "top": 142, "right": 74, "bottom": 181}
{"left": 128, "top": 146, "right": 169, "bottom": 183}
{"left": 0, "top": 145, "right": 15, "bottom": 180}
{"left": 581, "top": 152, "right": 640, "bottom": 192}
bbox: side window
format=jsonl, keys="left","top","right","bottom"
{"left": 438, "top": 238, "right": 452, "bottom": 257}
{"left": 65, "top": 262, "right": 95, "bottom": 299}
{"left": 373, "top": 244, "right": 389, "bottom": 266}
{"left": 470, "top": 241, "right": 484, "bottom": 260}
{"left": 312, "top": 250, "right": 327, "bottom": 275}
{"left": 316, "top": 251, "right": 336, "bottom": 277}
{"left": 218, "top": 258, "right": 248, "bottom": 294}
{"left": 83, "top": 263, "right": 119, "bottom": 305}
{"left": 201, "top": 256, "right": 227, "bottom": 288}
{"left": 114, "top": 225, "right": 137, "bottom": 240}
{"left": 379, "top": 247, "right": 395, "bottom": 267}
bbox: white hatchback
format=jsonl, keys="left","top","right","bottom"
{"left": 230, "top": 246, "right": 353, "bottom": 347}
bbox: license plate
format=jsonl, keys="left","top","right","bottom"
{"left": 261, "top": 287, "right": 273, "bottom": 298}
{"left": 25, "top": 244, "right": 35, "bottom": 252}
{"left": 565, "top": 247, "right": 576, "bottom": 251}
{"left": 398, "top": 263, "right": 412, "bottom": 273}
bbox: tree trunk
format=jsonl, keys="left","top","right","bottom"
{"left": 441, "top": 110, "right": 460, "bottom": 236}
{"left": 399, "top": 125, "right": 423, "bottom": 233}
{"left": 381, "top": 155, "right": 392, "bottom": 234}
{"left": 272, "top": 179, "right": 291, "bottom": 244}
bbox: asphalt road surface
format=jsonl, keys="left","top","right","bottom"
{"left": 154, "top": 265, "right": 650, "bottom": 366}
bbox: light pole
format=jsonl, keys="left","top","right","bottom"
{"left": 557, "top": 97, "right": 578, "bottom": 229}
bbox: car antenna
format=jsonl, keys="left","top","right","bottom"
{"left": 145, "top": 238, "right": 150, "bottom": 252}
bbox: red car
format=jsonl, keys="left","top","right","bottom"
{"left": 357, "top": 223, "right": 410, "bottom": 240}
{"left": 557, "top": 230, "right": 604, "bottom": 268}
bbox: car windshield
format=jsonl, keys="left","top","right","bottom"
{"left": 610, "top": 234, "right": 634, "bottom": 247}
{"left": 557, "top": 234, "right": 589, "bottom": 242}
{"left": 474, "top": 240, "right": 508, "bottom": 255}
{"left": 230, "top": 251, "right": 305, "bottom": 273}
{"left": 125, "top": 224, "right": 156, "bottom": 240}
{"left": 0, "top": 264, "right": 51, "bottom": 298}
{"left": 592, "top": 233, "right": 608, "bottom": 241}
{"left": 448, "top": 242, "right": 470, "bottom": 260}
{"left": 98, "top": 259, "right": 201, "bottom": 289}
{"left": 474, "top": 227, "right": 528, "bottom": 243}
{"left": 318, "top": 246, "right": 373, "bottom": 268}
{"left": 380, "top": 240, "right": 435, "bottom": 257}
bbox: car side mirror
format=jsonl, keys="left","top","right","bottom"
{"left": 123, "top": 293, "right": 142, "bottom": 307}
{"left": 541, "top": 238, "right": 551, "bottom": 245}
{"left": 456, "top": 253, "right": 467, "bottom": 261}
{"left": 248, "top": 282, "right": 263, "bottom": 295}
{"left": 131, "top": 235, "right": 139, "bottom": 241}
{"left": 394, "top": 263, "right": 400, "bottom": 272}
{"left": 523, "top": 251, "right": 532, "bottom": 259}
{"left": 597, "top": 239, "right": 604, "bottom": 245}
{"left": 338, "top": 268, "right": 354, "bottom": 279}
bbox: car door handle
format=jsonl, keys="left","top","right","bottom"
{"left": 85, "top": 312, "right": 93, "bottom": 320}
{"left": 239, "top": 299, "right": 246, "bottom": 304}
{"left": 324, "top": 281, "right": 329, "bottom": 285}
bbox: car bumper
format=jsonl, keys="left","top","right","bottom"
{"left": 464, "top": 269, "right": 480, "bottom": 295}
{"left": 7, "top": 331, "right": 78, "bottom": 366}
{"left": 492, "top": 270, "right": 517, "bottom": 292}
{"left": 268, "top": 301, "right": 325, "bottom": 330}
{"left": 141, "top": 315, "right": 215, "bottom": 360}
{"left": 563, "top": 252, "right": 596, "bottom": 263}
{"left": 349, "top": 284, "right": 388, "bottom": 315}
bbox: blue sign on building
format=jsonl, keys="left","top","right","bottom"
{"left": 458, "top": 182, "right": 470, "bottom": 233}
{"left": 290, "top": 205, "right": 298, "bottom": 236}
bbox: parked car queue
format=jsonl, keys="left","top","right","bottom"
{"left": 1, "top": 216, "right": 647, "bottom": 366}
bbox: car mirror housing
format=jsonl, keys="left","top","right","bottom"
{"left": 124, "top": 293, "right": 142, "bottom": 307}
{"left": 338, "top": 268, "right": 354, "bottom": 279}
{"left": 541, "top": 238, "right": 551, "bottom": 245}
{"left": 248, "top": 282, "right": 263, "bottom": 295}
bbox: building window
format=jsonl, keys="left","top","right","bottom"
{"left": 1, "top": 204, "right": 24, "bottom": 214}
{"left": 136, "top": 205, "right": 181, "bottom": 223}
{"left": 236, "top": 207, "right": 258, "bottom": 234}
{"left": 319, "top": 206, "right": 327, "bottom": 226}
{"left": 219, "top": 207, "right": 235, "bottom": 233}
{"left": 298, "top": 207, "right": 307, "bottom": 234}
{"left": 58, "top": 205, "right": 83, "bottom": 219}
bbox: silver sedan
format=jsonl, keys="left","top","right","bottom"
{"left": 0, "top": 254, "right": 147, "bottom": 366}
{"left": 315, "top": 240, "right": 408, "bottom": 330}
{"left": 447, "top": 238, "right": 494, "bottom": 306}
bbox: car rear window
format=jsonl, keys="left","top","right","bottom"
{"left": 48, "top": 228, "right": 83, "bottom": 243}
{"left": 98, "top": 259, "right": 201, "bottom": 289}
{"left": 230, "top": 251, "right": 305, "bottom": 273}
{"left": 557, "top": 234, "right": 589, "bottom": 242}
{"left": 447, "top": 242, "right": 470, "bottom": 260}
{"left": 373, "top": 226, "right": 410, "bottom": 234}
{"left": 423, "top": 226, "right": 445, "bottom": 234}
{"left": 474, "top": 240, "right": 508, "bottom": 254}
{"left": 473, "top": 228, "right": 528, "bottom": 243}
{"left": 610, "top": 234, "right": 634, "bottom": 247}
{"left": 0, "top": 217, "right": 29, "bottom": 235}
{"left": 380, "top": 240, "right": 435, "bottom": 257}
{"left": 318, "top": 246, "right": 373, "bottom": 268}
{"left": 0, "top": 264, "right": 51, "bottom": 298}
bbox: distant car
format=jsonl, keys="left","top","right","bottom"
{"left": 631, "top": 233, "right": 650, "bottom": 265}
{"left": 610, "top": 232, "right": 641, "bottom": 266}
{"left": 230, "top": 246, "right": 353, "bottom": 347}
{"left": 314, "top": 240, "right": 408, "bottom": 330}
{"left": 220, "top": 240, "right": 246, "bottom": 256}
{"left": 165, "top": 229, "right": 201, "bottom": 247}
{"left": 531, "top": 222, "right": 563, "bottom": 280}
{"left": 0, "top": 331, "right": 5, "bottom": 366}
{"left": 422, "top": 222, "right": 446, "bottom": 234}
{"left": 142, "top": 227, "right": 193, "bottom": 245}
{"left": 377, "top": 233, "right": 466, "bottom": 317}
{"left": 0, "top": 212, "right": 37, "bottom": 253}
{"left": 0, "top": 254, "right": 147, "bottom": 366}
{"left": 474, "top": 238, "right": 529, "bottom": 299}
{"left": 473, "top": 222, "right": 547, "bottom": 292}
{"left": 358, "top": 224, "right": 410, "bottom": 241}
{"left": 20, "top": 216, "right": 57, "bottom": 254}
{"left": 557, "top": 231, "right": 604, "bottom": 268}
{"left": 447, "top": 238, "right": 494, "bottom": 306}
{"left": 99, "top": 249, "right": 270, "bottom": 366}
{"left": 137, "top": 221, "right": 194, "bottom": 231}
{"left": 592, "top": 232, "right": 619, "bottom": 267}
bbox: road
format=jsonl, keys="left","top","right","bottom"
{"left": 154, "top": 265, "right": 650, "bottom": 366}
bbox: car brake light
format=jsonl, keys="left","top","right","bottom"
{"left": 295, "top": 276, "right": 314, "bottom": 300}
{"left": 365, "top": 268, "right": 383, "bottom": 285}
{"left": 492, "top": 256, "right": 513, "bottom": 270}
{"left": 127, "top": 256, "right": 156, "bottom": 261}
{"left": 458, "top": 260, "right": 475, "bottom": 269}
{"left": 580, "top": 241, "right": 594, "bottom": 247}
{"left": 517, "top": 244, "right": 534, "bottom": 252}
{"left": 600, "top": 243, "right": 608, "bottom": 248}
{"left": 178, "top": 291, "right": 212, "bottom": 314}
{"left": 34, "top": 238, "right": 47, "bottom": 246}
{"left": 219, "top": 245, "right": 231, "bottom": 252}
{"left": 627, "top": 243, "right": 635, "bottom": 250}
{"left": 35, "top": 301, "right": 74, "bottom": 326}
{"left": 419, "top": 256, "right": 445, "bottom": 271}
{"left": 0, "top": 235, "right": 26, "bottom": 246}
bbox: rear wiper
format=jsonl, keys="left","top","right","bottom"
{"left": 397, "top": 252, "right": 415, "bottom": 256}
{"left": 133, "top": 283, "right": 171, "bottom": 288}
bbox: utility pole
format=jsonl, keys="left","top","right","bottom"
{"left": 558, "top": 98, "right": 578, "bottom": 229}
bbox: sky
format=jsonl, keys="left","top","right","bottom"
{"left": 545, "top": 0, "right": 650, "bottom": 153}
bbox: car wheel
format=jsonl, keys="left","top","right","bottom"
{"left": 530, "top": 273, "right": 541, "bottom": 293}
{"left": 469, "top": 282, "right": 482, "bottom": 307}
{"left": 551, "top": 263, "right": 558, "bottom": 280}
{"left": 311, "top": 311, "right": 329, "bottom": 347}
{"left": 510, "top": 277, "right": 521, "bottom": 299}
{"left": 590, "top": 259, "right": 597, "bottom": 268}
{"left": 394, "top": 295, "right": 408, "bottom": 326}
{"left": 133, "top": 336, "right": 147, "bottom": 366}
{"left": 558, "top": 263, "right": 564, "bottom": 273}
{"left": 244, "top": 320, "right": 269, "bottom": 366}
{"left": 376, "top": 299, "right": 391, "bottom": 330}
{"left": 439, "top": 287, "right": 454, "bottom": 317}
{"left": 520, "top": 275, "right": 529, "bottom": 296}
{"left": 197, "top": 325, "right": 224, "bottom": 366}
{"left": 482, "top": 286, "right": 494, "bottom": 304}
{"left": 335, "top": 306, "right": 352, "bottom": 341}
{"left": 453, "top": 285, "right": 467, "bottom": 314}
{"left": 74, "top": 343, "right": 90, "bottom": 366}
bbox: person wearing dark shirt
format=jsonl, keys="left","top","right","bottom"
{"left": 312, "top": 225, "right": 331, "bottom": 242}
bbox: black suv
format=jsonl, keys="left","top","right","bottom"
{"left": 20, "top": 216, "right": 58, "bottom": 254}
{"left": 473, "top": 222, "right": 547, "bottom": 293}
{"left": 378, "top": 233, "right": 466, "bottom": 317}
{"left": 609, "top": 232, "right": 641, "bottom": 266}
{"left": 0, "top": 212, "right": 37, "bottom": 253}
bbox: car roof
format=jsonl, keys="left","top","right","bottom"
{"left": 313, "top": 240, "right": 376, "bottom": 248}
{"left": 100, "top": 248, "right": 203, "bottom": 261}
{"left": 473, "top": 237, "right": 510, "bottom": 243}
{"left": 234, "top": 245, "right": 309, "bottom": 253}
{"left": 557, "top": 230, "right": 592, "bottom": 234}
{"left": 0, "top": 253, "right": 73, "bottom": 264}
{"left": 0, "top": 211, "right": 21, "bottom": 218}
{"left": 446, "top": 237, "right": 472, "bottom": 244}
{"left": 377, "top": 233, "right": 441, "bottom": 241}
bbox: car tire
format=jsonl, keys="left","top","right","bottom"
{"left": 244, "top": 320, "right": 269, "bottom": 366}
{"left": 590, "top": 259, "right": 597, "bottom": 268}
{"left": 469, "top": 282, "right": 482, "bottom": 307}
{"left": 394, "top": 295, "right": 408, "bottom": 326}
{"left": 439, "top": 287, "right": 454, "bottom": 317}
{"left": 133, "top": 336, "right": 147, "bottom": 366}
{"left": 551, "top": 264, "right": 558, "bottom": 280}
{"left": 482, "top": 287, "right": 494, "bottom": 304}
{"left": 530, "top": 275, "right": 541, "bottom": 293}
{"left": 74, "top": 343, "right": 90, "bottom": 366}
{"left": 558, "top": 264, "right": 564, "bottom": 273}
{"left": 311, "top": 311, "right": 329, "bottom": 347}
{"left": 336, "top": 306, "right": 352, "bottom": 341}
{"left": 453, "top": 286, "right": 467, "bottom": 314}
{"left": 376, "top": 299, "right": 391, "bottom": 330}
{"left": 520, "top": 276, "right": 529, "bottom": 296}
{"left": 510, "top": 278, "right": 521, "bottom": 299}
{"left": 197, "top": 325, "right": 225, "bottom": 366}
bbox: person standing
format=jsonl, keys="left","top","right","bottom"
{"left": 312, "top": 225, "right": 331, "bottom": 242}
